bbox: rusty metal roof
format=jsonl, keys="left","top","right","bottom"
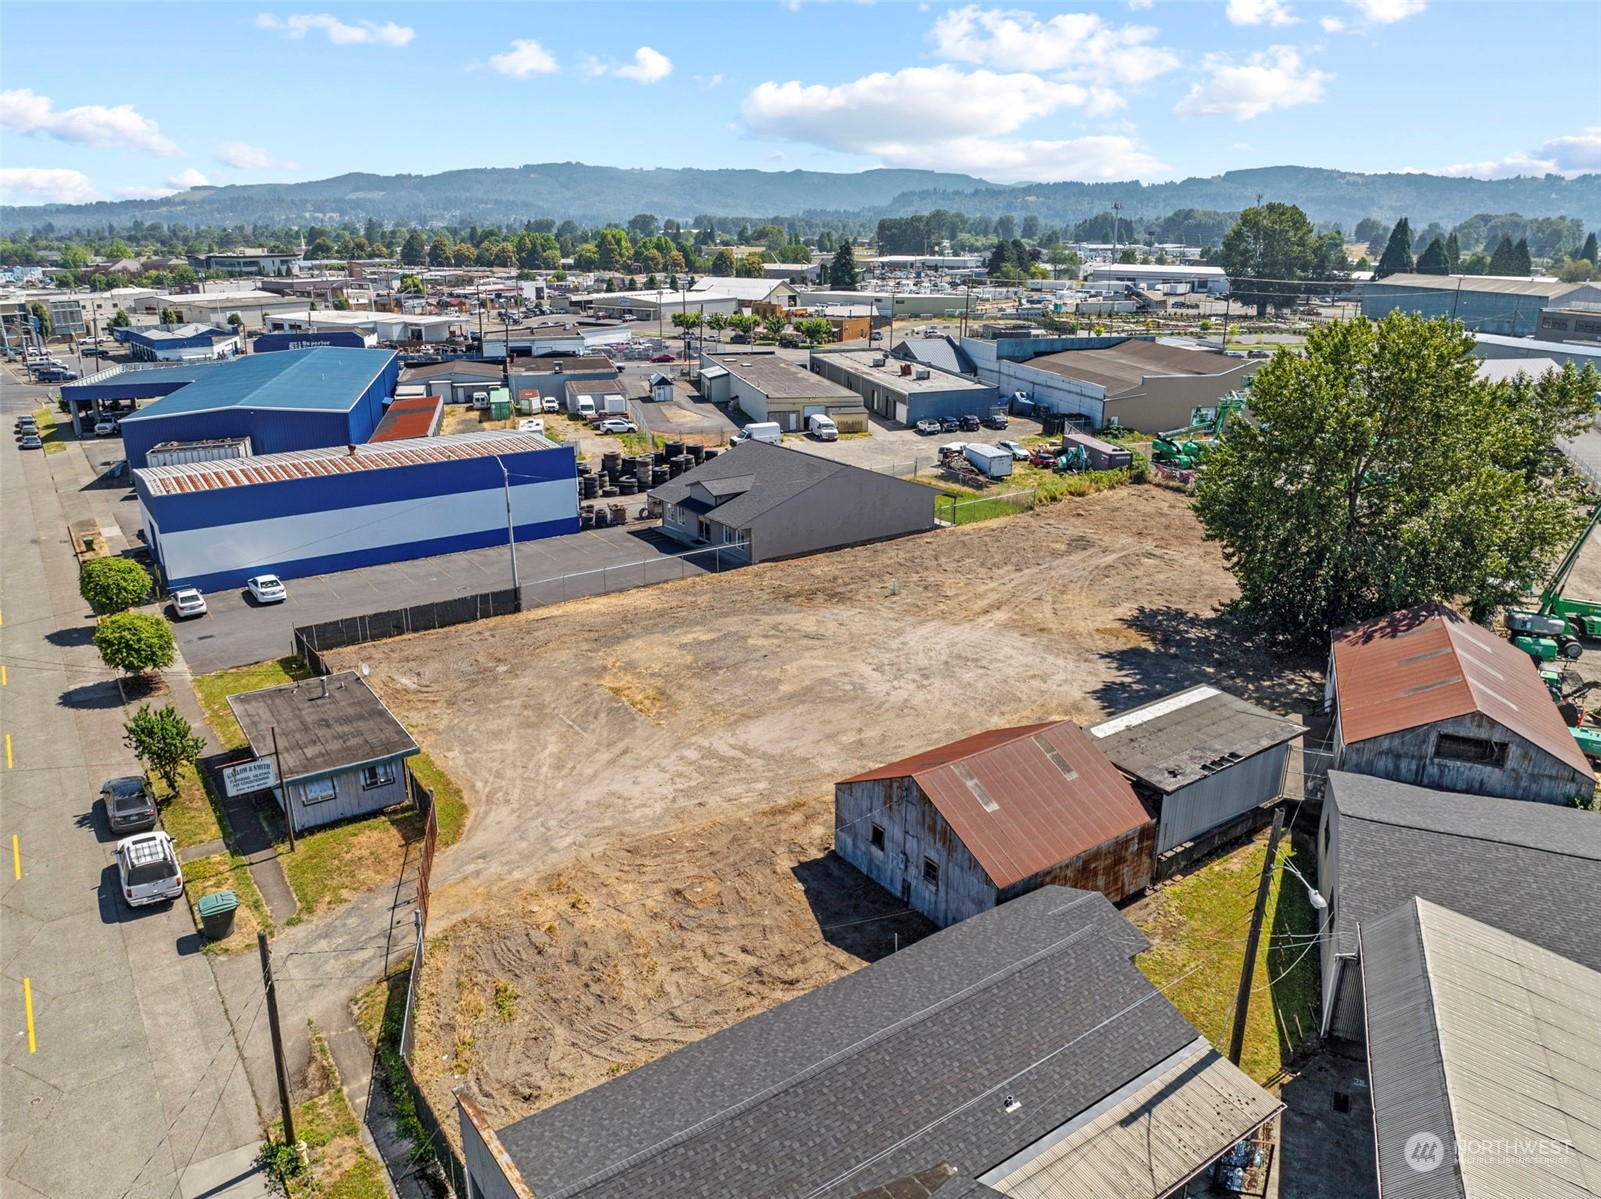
{"left": 134, "top": 430, "right": 558, "bottom": 496}
{"left": 1331, "top": 603, "right": 1591, "bottom": 774}
{"left": 840, "top": 722, "right": 1154, "bottom": 889}
{"left": 369, "top": 394, "right": 444, "bottom": 443}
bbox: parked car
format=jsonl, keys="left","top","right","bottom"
{"left": 915, "top": 418, "right": 942, "bottom": 435}
{"left": 938, "top": 441, "right": 969, "bottom": 459}
{"left": 171, "top": 588, "right": 207, "bottom": 619}
{"left": 114, "top": 831, "right": 183, "bottom": 907}
{"left": 34, "top": 367, "right": 78, "bottom": 382}
{"left": 996, "top": 440, "right": 1031, "bottom": 461}
{"left": 595, "top": 417, "right": 637, "bottom": 434}
{"left": 729, "top": 333, "right": 751, "bottom": 345}
{"left": 982, "top": 412, "right": 1009, "bottom": 430}
{"left": 94, "top": 417, "right": 119, "bottom": 436}
{"left": 18, "top": 433, "right": 43, "bottom": 450}
{"left": 15, "top": 416, "right": 39, "bottom": 434}
{"left": 541, "top": 397, "right": 560, "bottom": 413}
{"left": 1247, "top": 348, "right": 1272, "bottom": 359}
{"left": 650, "top": 352, "right": 675, "bottom": 363}
{"left": 1030, "top": 447, "right": 1062, "bottom": 468}
{"left": 517, "top": 417, "right": 546, "bottom": 434}
{"left": 958, "top": 414, "right": 982, "bottom": 432}
{"left": 247, "top": 574, "right": 287, "bottom": 604}
{"left": 103, "top": 776, "right": 157, "bottom": 834}
{"left": 938, "top": 416, "right": 962, "bottom": 433}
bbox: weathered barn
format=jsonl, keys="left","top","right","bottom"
{"left": 835, "top": 721, "right": 1155, "bottom": 928}
{"left": 1328, "top": 603, "right": 1595, "bottom": 805}
{"left": 1089, "top": 686, "right": 1304, "bottom": 874}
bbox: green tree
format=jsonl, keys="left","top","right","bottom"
{"left": 1444, "top": 231, "right": 1461, "bottom": 273}
{"left": 399, "top": 230, "right": 427, "bottom": 266}
{"left": 79, "top": 557, "right": 153, "bottom": 615}
{"left": 1487, "top": 235, "right": 1518, "bottom": 276}
{"left": 427, "top": 235, "right": 453, "bottom": 268}
{"left": 828, "top": 242, "right": 860, "bottom": 289}
{"left": 1511, "top": 237, "right": 1532, "bottom": 275}
{"left": 226, "top": 313, "right": 243, "bottom": 330}
{"left": 705, "top": 312, "right": 728, "bottom": 342}
{"left": 1583, "top": 232, "right": 1599, "bottom": 266}
{"left": 1220, "top": 203, "right": 1317, "bottom": 317}
{"left": 1194, "top": 311, "right": 1598, "bottom": 649}
{"left": 1045, "top": 244, "right": 1082, "bottom": 280}
{"left": 28, "top": 301, "right": 51, "bottom": 335}
{"left": 710, "top": 248, "right": 737, "bottom": 277}
{"left": 308, "top": 236, "right": 336, "bottom": 259}
{"left": 1415, "top": 237, "right": 1450, "bottom": 275}
{"left": 572, "top": 243, "right": 600, "bottom": 271}
{"left": 1375, "top": 217, "right": 1414, "bottom": 278}
{"left": 453, "top": 243, "right": 478, "bottom": 267}
{"left": 794, "top": 316, "right": 834, "bottom": 345}
{"left": 108, "top": 309, "right": 132, "bottom": 328}
{"left": 398, "top": 273, "right": 424, "bottom": 295}
{"left": 160, "top": 306, "right": 181, "bottom": 325}
{"left": 728, "top": 313, "right": 761, "bottom": 339}
{"left": 94, "top": 611, "right": 175, "bottom": 676}
{"left": 760, "top": 312, "right": 788, "bottom": 339}
{"left": 122, "top": 703, "right": 206, "bottom": 795}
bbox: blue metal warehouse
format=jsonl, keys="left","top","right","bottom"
{"left": 115, "top": 347, "right": 400, "bottom": 468}
{"left": 133, "top": 431, "right": 579, "bottom": 591}
{"left": 252, "top": 330, "right": 372, "bottom": 353}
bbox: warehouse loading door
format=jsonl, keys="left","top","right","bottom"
{"left": 895, "top": 401, "right": 908, "bottom": 425}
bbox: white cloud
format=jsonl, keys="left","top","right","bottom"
{"left": 1344, "top": 0, "right": 1425, "bottom": 23}
{"left": 216, "top": 141, "right": 297, "bottom": 170}
{"left": 1438, "top": 128, "right": 1601, "bottom": 179}
{"left": 1321, "top": 15, "right": 1346, "bottom": 31}
{"left": 0, "top": 88, "right": 177, "bottom": 155}
{"left": 1227, "top": 0, "right": 1297, "bottom": 26}
{"left": 165, "top": 167, "right": 210, "bottom": 189}
{"left": 929, "top": 6, "right": 1180, "bottom": 85}
{"left": 612, "top": 46, "right": 673, "bottom": 84}
{"left": 255, "top": 13, "right": 415, "bottom": 46}
{"left": 744, "top": 65, "right": 1114, "bottom": 150}
{"left": 874, "top": 134, "right": 1167, "bottom": 182}
{"left": 116, "top": 185, "right": 175, "bottom": 199}
{"left": 1174, "top": 46, "right": 1331, "bottom": 120}
{"left": 487, "top": 38, "right": 558, "bottom": 76}
{"left": 0, "top": 167, "right": 97, "bottom": 204}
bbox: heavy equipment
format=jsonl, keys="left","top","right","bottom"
{"left": 1152, "top": 393, "right": 1249, "bottom": 471}
{"left": 1507, "top": 505, "right": 1601, "bottom": 662}
{"left": 1053, "top": 444, "right": 1090, "bottom": 473}
{"left": 1539, "top": 667, "right": 1601, "bottom": 763}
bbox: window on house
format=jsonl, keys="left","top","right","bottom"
{"left": 1432, "top": 733, "right": 1508, "bottom": 767}
{"left": 361, "top": 763, "right": 396, "bottom": 790}
{"left": 923, "top": 857, "right": 940, "bottom": 889}
{"left": 302, "top": 776, "right": 338, "bottom": 805}
{"left": 869, "top": 823, "right": 885, "bottom": 851}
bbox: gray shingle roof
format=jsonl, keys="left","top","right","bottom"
{"left": 227, "top": 671, "right": 418, "bottom": 781}
{"left": 1087, "top": 686, "right": 1305, "bottom": 793}
{"left": 494, "top": 887, "right": 1203, "bottom": 1199}
{"left": 1326, "top": 770, "right": 1601, "bottom": 965}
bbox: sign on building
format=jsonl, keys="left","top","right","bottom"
{"left": 222, "top": 757, "right": 279, "bottom": 796}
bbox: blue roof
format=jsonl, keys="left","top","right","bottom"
{"left": 119, "top": 347, "right": 398, "bottom": 421}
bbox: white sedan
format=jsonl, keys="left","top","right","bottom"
{"left": 247, "top": 574, "right": 287, "bottom": 604}
{"left": 171, "top": 588, "right": 207, "bottom": 619}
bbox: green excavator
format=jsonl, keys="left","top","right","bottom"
{"left": 1540, "top": 667, "right": 1601, "bottom": 763}
{"left": 1153, "top": 393, "right": 1250, "bottom": 471}
{"left": 1507, "top": 505, "right": 1601, "bottom": 662}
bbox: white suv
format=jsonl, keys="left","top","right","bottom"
{"left": 115, "top": 831, "right": 184, "bottom": 907}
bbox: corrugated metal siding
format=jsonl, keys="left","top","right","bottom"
{"left": 1329, "top": 957, "right": 1367, "bottom": 1041}
{"left": 997, "top": 821, "right": 1154, "bottom": 906}
{"left": 1155, "top": 744, "right": 1289, "bottom": 854}
{"left": 284, "top": 762, "right": 406, "bottom": 831}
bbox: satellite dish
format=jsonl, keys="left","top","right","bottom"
{"left": 360, "top": 662, "right": 370, "bottom": 678}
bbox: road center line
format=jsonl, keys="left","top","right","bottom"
{"left": 11, "top": 834, "right": 18, "bottom": 880}
{"left": 4, "top": 734, "right": 10, "bottom": 770}
{"left": 23, "top": 978, "right": 35, "bottom": 1053}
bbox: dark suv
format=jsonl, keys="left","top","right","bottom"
{"left": 957, "top": 414, "right": 982, "bottom": 432}
{"left": 103, "top": 776, "right": 157, "bottom": 834}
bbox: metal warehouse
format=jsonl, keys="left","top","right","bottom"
{"left": 696, "top": 351, "right": 867, "bottom": 432}
{"left": 809, "top": 347, "right": 992, "bottom": 425}
{"left": 835, "top": 721, "right": 1156, "bottom": 927}
{"left": 1360, "top": 274, "right": 1601, "bottom": 337}
{"left": 115, "top": 347, "right": 401, "bottom": 468}
{"left": 1088, "top": 686, "right": 1304, "bottom": 875}
{"left": 134, "top": 430, "right": 578, "bottom": 591}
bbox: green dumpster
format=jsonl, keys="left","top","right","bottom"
{"left": 197, "top": 890, "right": 239, "bottom": 939}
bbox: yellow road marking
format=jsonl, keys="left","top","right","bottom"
{"left": 23, "top": 978, "right": 35, "bottom": 1053}
{"left": 1, "top": 664, "right": 6, "bottom": 686}
{"left": 10, "top": 834, "right": 18, "bottom": 880}
{"left": 3, "top": 734, "right": 10, "bottom": 770}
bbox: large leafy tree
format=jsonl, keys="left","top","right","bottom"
{"left": 399, "top": 230, "right": 427, "bottom": 266}
{"left": 1375, "top": 216, "right": 1414, "bottom": 278}
{"left": 79, "top": 557, "right": 153, "bottom": 615}
{"left": 1194, "top": 312, "right": 1598, "bottom": 650}
{"left": 94, "top": 611, "right": 175, "bottom": 676}
{"left": 1220, "top": 203, "right": 1317, "bottom": 317}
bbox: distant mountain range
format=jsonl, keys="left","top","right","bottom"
{"left": 4, "top": 162, "right": 1598, "bottom": 234}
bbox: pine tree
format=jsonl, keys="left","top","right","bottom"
{"left": 1583, "top": 232, "right": 1599, "bottom": 266}
{"left": 1375, "top": 217, "right": 1414, "bottom": 279}
{"left": 1511, "top": 238, "right": 1532, "bottom": 275}
{"left": 1445, "top": 231, "right": 1461, "bottom": 273}
{"left": 828, "top": 242, "right": 860, "bottom": 289}
{"left": 1415, "top": 237, "right": 1450, "bottom": 275}
{"left": 1487, "top": 235, "right": 1517, "bottom": 276}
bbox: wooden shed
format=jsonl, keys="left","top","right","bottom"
{"left": 1328, "top": 603, "right": 1595, "bottom": 806}
{"left": 834, "top": 721, "right": 1155, "bottom": 928}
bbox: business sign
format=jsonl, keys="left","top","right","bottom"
{"left": 223, "top": 757, "right": 279, "bottom": 797}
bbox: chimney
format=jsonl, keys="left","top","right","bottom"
{"left": 347, "top": 444, "right": 358, "bottom": 456}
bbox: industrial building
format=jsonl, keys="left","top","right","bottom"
{"left": 369, "top": 395, "right": 444, "bottom": 442}
{"left": 461, "top": 886, "right": 1281, "bottom": 1199}
{"left": 892, "top": 335, "right": 980, "bottom": 377}
{"left": 134, "top": 430, "right": 578, "bottom": 591}
{"left": 395, "top": 360, "right": 506, "bottom": 406}
{"left": 261, "top": 309, "right": 469, "bottom": 344}
{"left": 650, "top": 441, "right": 935, "bottom": 563}
{"left": 1083, "top": 263, "right": 1229, "bottom": 294}
{"left": 115, "top": 347, "right": 400, "bottom": 468}
{"left": 227, "top": 671, "right": 418, "bottom": 833}
{"left": 836, "top": 721, "right": 1156, "bottom": 926}
{"left": 1088, "top": 686, "right": 1304, "bottom": 875}
{"left": 155, "top": 289, "right": 306, "bottom": 329}
{"left": 509, "top": 355, "right": 619, "bottom": 403}
{"left": 697, "top": 351, "right": 867, "bottom": 431}
{"left": 252, "top": 329, "right": 374, "bottom": 352}
{"left": 1360, "top": 273, "right": 1601, "bottom": 337}
{"left": 579, "top": 289, "right": 740, "bottom": 320}
{"left": 122, "top": 323, "right": 240, "bottom": 362}
{"left": 1361, "top": 900, "right": 1601, "bottom": 1199}
{"left": 964, "top": 337, "right": 1258, "bottom": 433}
{"left": 1472, "top": 331, "right": 1601, "bottom": 370}
{"left": 190, "top": 249, "right": 301, "bottom": 277}
{"left": 1326, "top": 603, "right": 1595, "bottom": 805}
{"left": 1315, "top": 770, "right": 1601, "bottom": 1041}
{"left": 1533, "top": 305, "right": 1601, "bottom": 345}
{"left": 809, "top": 347, "right": 994, "bottom": 425}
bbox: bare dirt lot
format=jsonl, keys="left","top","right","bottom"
{"left": 334, "top": 484, "right": 1324, "bottom": 1133}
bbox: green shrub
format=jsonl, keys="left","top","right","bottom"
{"left": 79, "top": 556, "right": 153, "bottom": 614}
{"left": 94, "top": 611, "right": 175, "bottom": 675}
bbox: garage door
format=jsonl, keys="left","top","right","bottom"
{"left": 895, "top": 401, "right": 909, "bottom": 425}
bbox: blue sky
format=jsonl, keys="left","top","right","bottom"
{"left": 2, "top": 1, "right": 1597, "bottom": 206}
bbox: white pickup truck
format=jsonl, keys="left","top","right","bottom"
{"left": 115, "top": 831, "right": 184, "bottom": 907}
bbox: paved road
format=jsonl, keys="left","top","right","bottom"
{"left": 0, "top": 376, "right": 268, "bottom": 1199}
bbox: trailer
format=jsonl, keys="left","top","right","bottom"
{"left": 144, "top": 437, "right": 252, "bottom": 468}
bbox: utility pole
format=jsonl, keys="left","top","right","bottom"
{"left": 269, "top": 725, "right": 294, "bottom": 851}
{"left": 258, "top": 931, "right": 296, "bottom": 1149}
{"left": 498, "top": 458, "right": 520, "bottom": 595}
{"left": 1228, "top": 808, "right": 1284, "bottom": 1066}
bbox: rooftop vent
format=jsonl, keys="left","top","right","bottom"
{"left": 914, "top": 369, "right": 931, "bottom": 380}
{"left": 900, "top": 363, "right": 913, "bottom": 376}
{"left": 871, "top": 354, "right": 887, "bottom": 367}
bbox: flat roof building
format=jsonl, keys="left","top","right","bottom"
{"left": 810, "top": 347, "right": 993, "bottom": 425}
{"left": 698, "top": 350, "right": 866, "bottom": 432}
{"left": 156, "top": 289, "right": 306, "bottom": 329}
{"left": 1361, "top": 273, "right": 1601, "bottom": 337}
{"left": 123, "top": 323, "right": 241, "bottom": 363}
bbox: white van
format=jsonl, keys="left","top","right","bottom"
{"left": 575, "top": 395, "right": 597, "bottom": 419}
{"left": 807, "top": 414, "right": 839, "bottom": 441}
{"left": 470, "top": 390, "right": 489, "bottom": 410}
{"left": 733, "top": 421, "right": 782, "bottom": 446}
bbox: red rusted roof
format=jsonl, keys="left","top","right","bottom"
{"left": 1331, "top": 603, "right": 1591, "bottom": 774}
{"left": 370, "top": 395, "right": 444, "bottom": 442}
{"left": 840, "top": 721, "right": 1154, "bottom": 889}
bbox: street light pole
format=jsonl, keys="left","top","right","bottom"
{"left": 496, "top": 458, "right": 520, "bottom": 596}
